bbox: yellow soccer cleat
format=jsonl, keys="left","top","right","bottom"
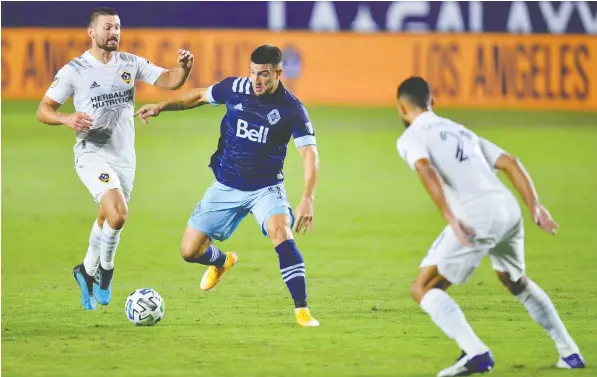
{"left": 200, "top": 251, "right": 238, "bottom": 291}
{"left": 295, "top": 307, "right": 320, "bottom": 327}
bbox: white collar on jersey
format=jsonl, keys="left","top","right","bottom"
{"left": 410, "top": 110, "right": 438, "bottom": 128}
{"left": 83, "top": 50, "right": 118, "bottom": 67}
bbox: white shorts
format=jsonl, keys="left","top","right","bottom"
{"left": 421, "top": 196, "right": 525, "bottom": 285}
{"left": 75, "top": 153, "right": 135, "bottom": 204}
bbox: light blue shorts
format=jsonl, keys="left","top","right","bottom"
{"left": 188, "top": 180, "right": 295, "bottom": 242}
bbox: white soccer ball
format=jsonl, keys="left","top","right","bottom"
{"left": 125, "top": 288, "right": 165, "bottom": 326}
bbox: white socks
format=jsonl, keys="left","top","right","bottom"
{"left": 419, "top": 282, "right": 580, "bottom": 360}
{"left": 100, "top": 222, "right": 122, "bottom": 271}
{"left": 516, "top": 280, "right": 579, "bottom": 357}
{"left": 420, "top": 288, "right": 490, "bottom": 356}
{"left": 83, "top": 221, "right": 103, "bottom": 276}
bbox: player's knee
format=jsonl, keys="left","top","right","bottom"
{"left": 180, "top": 229, "right": 211, "bottom": 263}
{"left": 497, "top": 271, "right": 527, "bottom": 295}
{"left": 115, "top": 209, "right": 128, "bottom": 227}
{"left": 180, "top": 241, "right": 200, "bottom": 262}
{"left": 410, "top": 281, "right": 425, "bottom": 303}
{"left": 267, "top": 216, "right": 292, "bottom": 246}
{"left": 106, "top": 206, "right": 128, "bottom": 229}
{"left": 101, "top": 189, "right": 128, "bottom": 229}
{"left": 410, "top": 271, "right": 451, "bottom": 304}
{"left": 180, "top": 245, "right": 199, "bottom": 262}
{"left": 180, "top": 242, "right": 205, "bottom": 262}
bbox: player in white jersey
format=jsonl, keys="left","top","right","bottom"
{"left": 36, "top": 7, "right": 194, "bottom": 311}
{"left": 395, "top": 77, "right": 585, "bottom": 376}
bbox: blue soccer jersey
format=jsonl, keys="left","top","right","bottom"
{"left": 205, "top": 77, "right": 316, "bottom": 191}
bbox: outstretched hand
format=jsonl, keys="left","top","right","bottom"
{"left": 134, "top": 104, "right": 162, "bottom": 124}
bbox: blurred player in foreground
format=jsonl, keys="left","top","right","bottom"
{"left": 36, "top": 7, "right": 194, "bottom": 310}
{"left": 134, "top": 45, "right": 320, "bottom": 327}
{"left": 395, "top": 77, "right": 585, "bottom": 376}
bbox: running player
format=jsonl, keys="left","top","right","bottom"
{"left": 134, "top": 45, "right": 320, "bottom": 327}
{"left": 36, "top": 7, "right": 194, "bottom": 310}
{"left": 395, "top": 76, "right": 585, "bottom": 376}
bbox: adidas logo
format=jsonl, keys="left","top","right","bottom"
{"left": 233, "top": 103, "right": 243, "bottom": 111}
{"left": 90, "top": 81, "right": 100, "bottom": 89}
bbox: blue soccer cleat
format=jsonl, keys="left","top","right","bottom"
{"left": 93, "top": 266, "right": 114, "bottom": 305}
{"left": 437, "top": 351, "right": 495, "bottom": 377}
{"left": 72, "top": 264, "right": 96, "bottom": 310}
{"left": 557, "top": 353, "right": 585, "bottom": 369}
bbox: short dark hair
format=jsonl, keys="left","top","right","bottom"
{"left": 88, "top": 7, "right": 118, "bottom": 27}
{"left": 397, "top": 76, "right": 430, "bottom": 109}
{"left": 251, "top": 44, "right": 283, "bottom": 67}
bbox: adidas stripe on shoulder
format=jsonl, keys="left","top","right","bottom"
{"left": 231, "top": 77, "right": 251, "bottom": 95}
{"left": 67, "top": 55, "right": 92, "bottom": 74}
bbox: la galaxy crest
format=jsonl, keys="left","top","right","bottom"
{"left": 99, "top": 173, "right": 110, "bottom": 183}
{"left": 121, "top": 71, "right": 132, "bottom": 84}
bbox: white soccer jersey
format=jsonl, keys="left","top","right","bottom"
{"left": 45, "top": 51, "right": 165, "bottom": 168}
{"left": 397, "top": 111, "right": 513, "bottom": 212}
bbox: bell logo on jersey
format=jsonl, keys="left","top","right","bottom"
{"left": 121, "top": 72, "right": 132, "bottom": 84}
{"left": 236, "top": 119, "right": 269, "bottom": 143}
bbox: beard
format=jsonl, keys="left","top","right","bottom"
{"left": 402, "top": 118, "right": 411, "bottom": 128}
{"left": 253, "top": 82, "right": 273, "bottom": 96}
{"left": 96, "top": 37, "right": 119, "bottom": 52}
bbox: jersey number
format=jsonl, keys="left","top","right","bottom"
{"left": 440, "top": 131, "right": 469, "bottom": 162}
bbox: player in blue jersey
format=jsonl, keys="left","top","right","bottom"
{"left": 134, "top": 45, "right": 319, "bottom": 327}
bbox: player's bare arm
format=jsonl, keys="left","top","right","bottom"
{"left": 413, "top": 158, "right": 476, "bottom": 246}
{"left": 36, "top": 96, "right": 93, "bottom": 132}
{"left": 494, "top": 153, "right": 559, "bottom": 234}
{"left": 153, "top": 49, "right": 194, "bottom": 90}
{"left": 134, "top": 88, "right": 209, "bottom": 124}
{"left": 294, "top": 145, "right": 319, "bottom": 235}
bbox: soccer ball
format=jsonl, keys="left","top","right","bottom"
{"left": 125, "top": 288, "right": 165, "bottom": 326}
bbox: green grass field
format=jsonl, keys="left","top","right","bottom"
{"left": 2, "top": 101, "right": 596, "bottom": 377}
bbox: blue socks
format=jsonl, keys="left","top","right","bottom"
{"left": 275, "top": 240, "right": 308, "bottom": 308}
{"left": 195, "top": 245, "right": 227, "bottom": 266}
{"left": 191, "top": 240, "right": 309, "bottom": 308}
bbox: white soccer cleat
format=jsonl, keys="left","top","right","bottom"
{"left": 437, "top": 352, "right": 495, "bottom": 377}
{"left": 437, "top": 356, "right": 469, "bottom": 377}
